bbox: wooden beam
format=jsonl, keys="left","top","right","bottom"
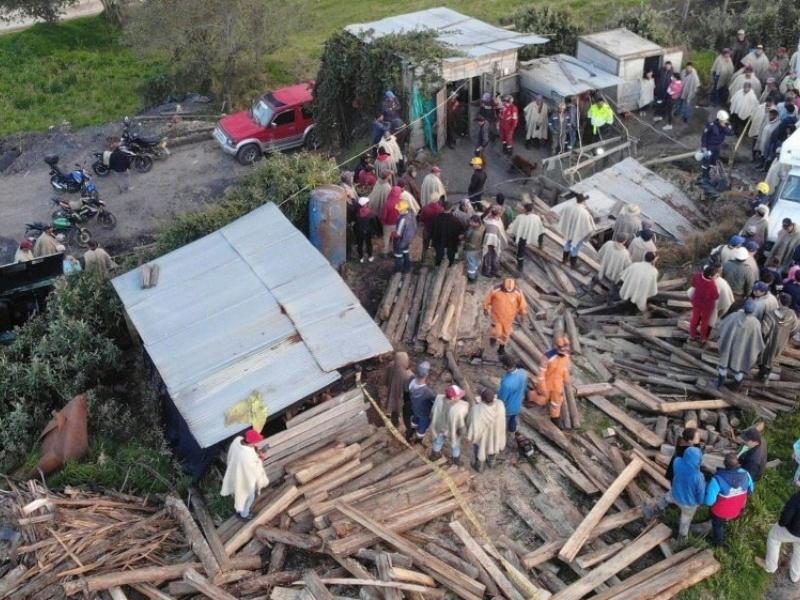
{"left": 376, "top": 553, "right": 402, "bottom": 600}
{"left": 585, "top": 396, "right": 663, "bottom": 447}
{"left": 334, "top": 503, "right": 484, "bottom": 600}
{"left": 182, "top": 568, "right": 238, "bottom": 600}
{"left": 558, "top": 458, "right": 644, "bottom": 562}
{"left": 165, "top": 495, "right": 221, "bottom": 581}
{"left": 224, "top": 485, "right": 300, "bottom": 556}
{"left": 189, "top": 490, "right": 232, "bottom": 572}
{"left": 552, "top": 524, "right": 672, "bottom": 600}
{"left": 303, "top": 570, "right": 335, "bottom": 600}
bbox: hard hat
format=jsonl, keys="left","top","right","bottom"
{"left": 756, "top": 181, "right": 770, "bottom": 194}
{"left": 397, "top": 200, "right": 410, "bottom": 213}
{"left": 470, "top": 157, "right": 483, "bottom": 167}
{"left": 716, "top": 110, "right": 730, "bottom": 122}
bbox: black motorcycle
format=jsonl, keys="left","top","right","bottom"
{"left": 25, "top": 216, "right": 92, "bottom": 248}
{"left": 122, "top": 117, "right": 169, "bottom": 160}
{"left": 50, "top": 196, "right": 117, "bottom": 230}
{"left": 45, "top": 155, "right": 99, "bottom": 200}
{"left": 91, "top": 147, "right": 152, "bottom": 176}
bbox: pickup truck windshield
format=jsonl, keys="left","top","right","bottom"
{"left": 781, "top": 174, "right": 800, "bottom": 203}
{"left": 252, "top": 100, "right": 275, "bottom": 127}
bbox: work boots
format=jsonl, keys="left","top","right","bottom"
{"left": 430, "top": 449, "right": 442, "bottom": 461}
{"left": 757, "top": 366, "right": 771, "bottom": 382}
{"left": 486, "top": 454, "right": 496, "bottom": 469}
{"left": 551, "top": 416, "right": 563, "bottom": 430}
{"left": 497, "top": 344, "right": 506, "bottom": 356}
{"left": 472, "top": 458, "right": 485, "bottom": 472}
{"left": 715, "top": 373, "right": 725, "bottom": 389}
{"left": 569, "top": 255, "right": 578, "bottom": 269}
{"left": 562, "top": 251, "right": 569, "bottom": 264}
{"left": 451, "top": 454, "right": 461, "bottom": 467}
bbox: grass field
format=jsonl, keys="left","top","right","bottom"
{"left": 0, "top": 15, "right": 156, "bottom": 137}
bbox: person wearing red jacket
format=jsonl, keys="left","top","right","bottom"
{"left": 499, "top": 96, "right": 519, "bottom": 154}
{"left": 704, "top": 453, "right": 754, "bottom": 546}
{"left": 689, "top": 265, "right": 721, "bottom": 342}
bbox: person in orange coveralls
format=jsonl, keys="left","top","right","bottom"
{"left": 499, "top": 96, "right": 519, "bottom": 154}
{"left": 483, "top": 278, "right": 528, "bottom": 356}
{"left": 528, "top": 335, "right": 572, "bottom": 428}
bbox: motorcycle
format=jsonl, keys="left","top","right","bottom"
{"left": 25, "top": 216, "right": 92, "bottom": 248}
{"left": 91, "top": 147, "right": 152, "bottom": 176}
{"left": 45, "top": 155, "right": 99, "bottom": 200}
{"left": 50, "top": 196, "right": 117, "bottom": 230}
{"left": 121, "top": 116, "right": 170, "bottom": 160}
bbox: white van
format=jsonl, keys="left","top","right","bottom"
{"left": 769, "top": 129, "right": 800, "bottom": 245}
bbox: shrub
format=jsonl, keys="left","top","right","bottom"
{"left": 505, "top": 6, "right": 581, "bottom": 58}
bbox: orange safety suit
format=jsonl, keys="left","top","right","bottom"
{"left": 483, "top": 286, "right": 527, "bottom": 345}
{"left": 528, "top": 350, "right": 571, "bottom": 418}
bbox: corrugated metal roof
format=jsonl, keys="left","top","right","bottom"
{"left": 579, "top": 28, "right": 663, "bottom": 60}
{"left": 568, "top": 157, "right": 701, "bottom": 241}
{"left": 345, "top": 7, "right": 547, "bottom": 57}
{"left": 112, "top": 203, "right": 392, "bottom": 448}
{"left": 519, "top": 54, "right": 625, "bottom": 99}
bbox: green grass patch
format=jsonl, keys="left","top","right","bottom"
{"left": 0, "top": 15, "right": 160, "bottom": 137}
{"left": 677, "top": 409, "right": 800, "bottom": 600}
{"left": 689, "top": 49, "right": 716, "bottom": 88}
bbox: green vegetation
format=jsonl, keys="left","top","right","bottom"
{"left": 0, "top": 15, "right": 158, "bottom": 137}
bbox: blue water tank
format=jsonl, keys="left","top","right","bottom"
{"left": 308, "top": 185, "right": 347, "bottom": 270}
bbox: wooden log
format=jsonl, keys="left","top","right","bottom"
{"left": 585, "top": 396, "right": 663, "bottom": 447}
{"left": 558, "top": 458, "right": 644, "bottom": 562}
{"left": 575, "top": 542, "right": 624, "bottom": 569}
{"left": 378, "top": 272, "right": 404, "bottom": 321}
{"left": 616, "top": 549, "right": 720, "bottom": 600}
{"left": 334, "top": 503, "right": 485, "bottom": 600}
{"left": 630, "top": 448, "right": 671, "bottom": 490}
{"left": 552, "top": 524, "right": 673, "bottom": 600}
{"left": 481, "top": 541, "right": 553, "bottom": 600}
{"left": 165, "top": 495, "right": 221, "bottom": 581}
{"left": 590, "top": 547, "right": 700, "bottom": 600}
{"left": 418, "top": 262, "right": 449, "bottom": 339}
{"left": 224, "top": 485, "right": 300, "bottom": 556}
{"left": 189, "top": 490, "right": 232, "bottom": 572}
{"left": 404, "top": 268, "right": 430, "bottom": 342}
{"left": 563, "top": 310, "right": 581, "bottom": 354}
{"left": 129, "top": 583, "right": 176, "bottom": 600}
{"left": 695, "top": 382, "right": 776, "bottom": 420}
{"left": 524, "top": 430, "right": 599, "bottom": 495}
{"left": 337, "top": 448, "right": 418, "bottom": 494}
{"left": 389, "top": 567, "right": 436, "bottom": 587}
{"left": 718, "top": 412, "right": 733, "bottom": 437}
{"left": 0, "top": 565, "right": 27, "bottom": 598}
{"left": 619, "top": 322, "right": 717, "bottom": 375}
{"left": 303, "top": 570, "right": 335, "bottom": 600}
{"left": 256, "top": 527, "right": 322, "bottom": 551}
{"left": 355, "top": 549, "right": 413, "bottom": 569}
{"left": 298, "top": 459, "right": 372, "bottom": 498}
{"left": 108, "top": 587, "right": 129, "bottom": 600}
{"left": 376, "top": 553, "right": 402, "bottom": 600}
{"left": 657, "top": 399, "right": 730, "bottom": 413}
{"left": 182, "top": 568, "right": 237, "bottom": 600}
{"left": 294, "top": 444, "right": 361, "bottom": 484}
{"left": 521, "top": 541, "right": 563, "bottom": 569}
{"left": 565, "top": 385, "right": 581, "bottom": 429}
{"left": 449, "top": 521, "right": 524, "bottom": 600}
{"left": 64, "top": 564, "right": 202, "bottom": 596}
{"left": 684, "top": 410, "right": 699, "bottom": 429}
{"left": 296, "top": 579, "right": 445, "bottom": 597}
{"left": 385, "top": 275, "right": 416, "bottom": 343}
{"left": 234, "top": 571, "right": 304, "bottom": 596}
{"left": 612, "top": 379, "right": 662, "bottom": 412}
{"left": 441, "top": 274, "right": 467, "bottom": 343}
{"left": 574, "top": 382, "right": 614, "bottom": 397}
{"left": 422, "top": 542, "right": 481, "bottom": 580}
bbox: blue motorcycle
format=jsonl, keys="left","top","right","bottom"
{"left": 45, "top": 154, "right": 99, "bottom": 201}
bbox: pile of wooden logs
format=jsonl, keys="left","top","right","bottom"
{"left": 377, "top": 263, "right": 469, "bottom": 357}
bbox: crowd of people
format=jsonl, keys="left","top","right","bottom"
{"left": 13, "top": 227, "right": 117, "bottom": 279}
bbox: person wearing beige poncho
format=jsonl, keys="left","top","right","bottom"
{"left": 420, "top": 166, "right": 446, "bottom": 206}
{"left": 628, "top": 230, "right": 657, "bottom": 263}
{"left": 467, "top": 389, "right": 506, "bottom": 471}
{"left": 596, "top": 238, "right": 631, "bottom": 299}
{"left": 429, "top": 385, "right": 469, "bottom": 466}
{"left": 557, "top": 193, "right": 595, "bottom": 268}
{"left": 612, "top": 203, "right": 642, "bottom": 241}
{"left": 619, "top": 251, "right": 659, "bottom": 312}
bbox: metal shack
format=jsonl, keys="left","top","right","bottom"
{"left": 112, "top": 203, "right": 392, "bottom": 476}
{"left": 518, "top": 54, "right": 624, "bottom": 104}
{"left": 576, "top": 28, "right": 684, "bottom": 112}
{"left": 345, "top": 7, "right": 547, "bottom": 151}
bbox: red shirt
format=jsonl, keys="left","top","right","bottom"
{"left": 358, "top": 170, "right": 377, "bottom": 187}
{"left": 691, "top": 272, "right": 720, "bottom": 311}
{"left": 420, "top": 202, "right": 445, "bottom": 233}
{"left": 381, "top": 186, "right": 403, "bottom": 226}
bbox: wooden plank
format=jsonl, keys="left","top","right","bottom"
{"left": 224, "top": 485, "right": 300, "bottom": 556}
{"left": 615, "top": 549, "right": 719, "bottom": 600}
{"left": 189, "top": 490, "right": 232, "bottom": 572}
{"left": 422, "top": 543, "right": 481, "bottom": 580}
{"left": 552, "top": 524, "right": 672, "bottom": 600}
{"left": 334, "top": 503, "right": 484, "bottom": 600}
{"left": 612, "top": 379, "right": 662, "bottom": 412}
{"left": 590, "top": 547, "right": 701, "bottom": 600}
{"left": 293, "top": 444, "right": 360, "bottom": 484}
{"left": 574, "top": 382, "right": 614, "bottom": 397}
{"left": 657, "top": 399, "right": 730, "bottom": 413}
{"left": 558, "top": 458, "right": 644, "bottom": 562}
{"left": 303, "top": 570, "right": 334, "bottom": 600}
{"left": 575, "top": 542, "right": 624, "bottom": 569}
{"left": 337, "top": 449, "right": 418, "bottom": 494}
{"left": 129, "top": 583, "right": 176, "bottom": 600}
{"left": 378, "top": 272, "right": 404, "bottom": 321}
{"left": 619, "top": 322, "right": 717, "bottom": 375}
{"left": 165, "top": 495, "right": 221, "bottom": 581}
{"left": 297, "top": 579, "right": 445, "bottom": 597}
{"left": 376, "top": 553, "right": 402, "bottom": 600}
{"left": 182, "top": 568, "right": 238, "bottom": 600}
{"left": 256, "top": 527, "right": 322, "bottom": 551}
{"left": 525, "top": 430, "right": 599, "bottom": 495}
{"left": 448, "top": 521, "right": 524, "bottom": 600}
{"left": 585, "top": 396, "right": 663, "bottom": 448}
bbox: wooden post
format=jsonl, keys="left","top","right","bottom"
{"left": 165, "top": 495, "right": 221, "bottom": 581}
{"left": 558, "top": 458, "right": 644, "bottom": 562}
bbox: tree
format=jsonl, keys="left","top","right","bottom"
{"left": 0, "top": 0, "right": 77, "bottom": 23}
{"left": 125, "top": 0, "right": 305, "bottom": 109}
{"left": 505, "top": 6, "right": 581, "bottom": 58}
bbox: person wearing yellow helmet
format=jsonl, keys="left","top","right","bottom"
{"left": 391, "top": 197, "right": 417, "bottom": 273}
{"left": 749, "top": 181, "right": 771, "bottom": 217}
{"left": 467, "top": 155, "right": 487, "bottom": 208}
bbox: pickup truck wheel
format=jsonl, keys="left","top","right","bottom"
{"left": 236, "top": 144, "right": 261, "bottom": 165}
{"left": 304, "top": 129, "right": 320, "bottom": 151}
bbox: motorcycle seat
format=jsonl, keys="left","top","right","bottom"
{"left": 44, "top": 154, "right": 60, "bottom": 166}
{"left": 133, "top": 134, "right": 164, "bottom": 145}
{"left": 68, "top": 199, "right": 83, "bottom": 211}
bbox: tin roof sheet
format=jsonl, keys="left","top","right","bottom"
{"left": 112, "top": 203, "right": 391, "bottom": 448}
{"left": 578, "top": 28, "right": 663, "bottom": 60}
{"left": 519, "top": 54, "right": 625, "bottom": 98}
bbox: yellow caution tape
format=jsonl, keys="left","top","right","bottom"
{"left": 358, "top": 383, "right": 546, "bottom": 600}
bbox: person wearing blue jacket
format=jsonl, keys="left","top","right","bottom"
{"left": 497, "top": 353, "right": 528, "bottom": 442}
{"left": 705, "top": 453, "right": 755, "bottom": 546}
{"left": 643, "top": 446, "right": 706, "bottom": 539}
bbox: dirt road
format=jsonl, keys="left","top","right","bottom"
{"left": 0, "top": 123, "right": 248, "bottom": 264}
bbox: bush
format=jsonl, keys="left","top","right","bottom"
{"left": 609, "top": 5, "right": 675, "bottom": 47}
{"left": 505, "top": 6, "right": 581, "bottom": 58}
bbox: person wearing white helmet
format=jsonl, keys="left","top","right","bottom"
{"left": 699, "top": 110, "right": 734, "bottom": 185}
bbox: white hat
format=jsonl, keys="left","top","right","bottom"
{"left": 732, "top": 246, "right": 749, "bottom": 260}
{"left": 358, "top": 197, "right": 369, "bottom": 206}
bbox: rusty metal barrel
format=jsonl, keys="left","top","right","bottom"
{"left": 308, "top": 184, "right": 347, "bottom": 270}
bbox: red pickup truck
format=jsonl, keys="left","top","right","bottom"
{"left": 213, "top": 82, "right": 318, "bottom": 165}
